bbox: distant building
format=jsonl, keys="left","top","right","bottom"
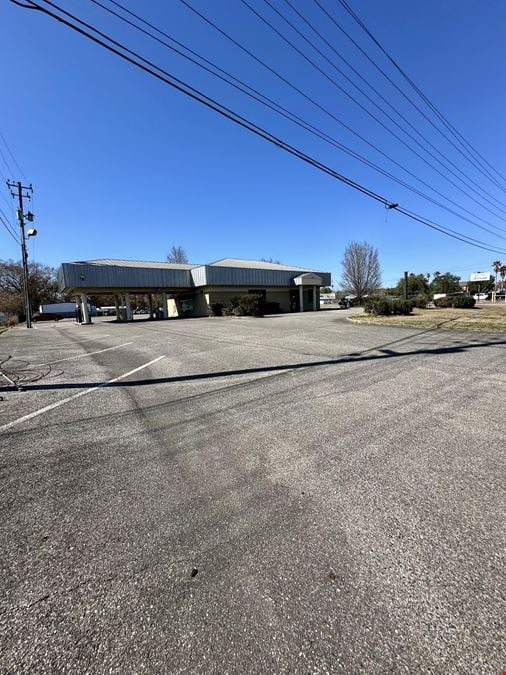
{"left": 319, "top": 292, "right": 336, "bottom": 305}
{"left": 39, "top": 302, "right": 75, "bottom": 318}
{"left": 58, "top": 258, "right": 331, "bottom": 322}
{"left": 39, "top": 302, "right": 96, "bottom": 318}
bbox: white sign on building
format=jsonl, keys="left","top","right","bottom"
{"left": 469, "top": 272, "right": 490, "bottom": 282}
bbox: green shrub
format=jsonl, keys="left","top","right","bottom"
{"left": 223, "top": 296, "right": 241, "bottom": 315}
{"left": 413, "top": 294, "right": 429, "bottom": 309}
{"left": 451, "top": 295, "right": 476, "bottom": 308}
{"left": 364, "top": 297, "right": 414, "bottom": 316}
{"left": 226, "top": 294, "right": 264, "bottom": 317}
{"left": 364, "top": 297, "right": 391, "bottom": 315}
{"left": 434, "top": 296, "right": 451, "bottom": 308}
{"left": 390, "top": 299, "right": 415, "bottom": 315}
{"left": 434, "top": 295, "right": 475, "bottom": 309}
{"left": 208, "top": 302, "right": 224, "bottom": 317}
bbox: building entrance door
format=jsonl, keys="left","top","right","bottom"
{"left": 289, "top": 289, "right": 300, "bottom": 312}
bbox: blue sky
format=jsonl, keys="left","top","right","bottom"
{"left": 1, "top": 0, "right": 505, "bottom": 288}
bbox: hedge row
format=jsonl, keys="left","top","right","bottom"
{"left": 209, "top": 295, "right": 282, "bottom": 317}
{"left": 434, "top": 295, "right": 476, "bottom": 308}
{"left": 364, "top": 297, "right": 415, "bottom": 316}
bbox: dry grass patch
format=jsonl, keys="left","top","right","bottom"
{"left": 349, "top": 304, "right": 506, "bottom": 332}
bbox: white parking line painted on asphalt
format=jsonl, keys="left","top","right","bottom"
{"left": 40, "top": 342, "right": 133, "bottom": 366}
{"left": 0, "top": 355, "right": 166, "bottom": 433}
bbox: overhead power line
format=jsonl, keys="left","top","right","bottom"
{"left": 0, "top": 209, "right": 20, "bottom": 245}
{"left": 239, "top": 0, "right": 506, "bottom": 219}
{"left": 0, "top": 146, "right": 15, "bottom": 179}
{"left": 176, "top": 0, "right": 506, "bottom": 232}
{"left": 10, "top": 0, "right": 506, "bottom": 256}
{"left": 0, "top": 131, "right": 28, "bottom": 182}
{"left": 88, "top": 0, "right": 506, "bottom": 242}
{"left": 312, "top": 0, "right": 505, "bottom": 192}
{"left": 328, "top": 0, "right": 506, "bottom": 190}
{"left": 335, "top": 0, "right": 506, "bottom": 186}
{"left": 278, "top": 0, "right": 506, "bottom": 211}
{"left": 0, "top": 183, "right": 15, "bottom": 212}
{"left": 0, "top": 219, "right": 20, "bottom": 245}
{"left": 0, "top": 180, "right": 17, "bottom": 234}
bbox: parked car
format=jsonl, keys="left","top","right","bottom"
{"left": 473, "top": 293, "right": 489, "bottom": 301}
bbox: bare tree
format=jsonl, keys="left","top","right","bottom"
{"left": 0, "top": 259, "right": 59, "bottom": 317}
{"left": 166, "top": 245, "right": 189, "bottom": 264}
{"left": 260, "top": 257, "right": 282, "bottom": 264}
{"left": 341, "top": 241, "right": 381, "bottom": 299}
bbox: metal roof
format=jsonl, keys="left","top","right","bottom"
{"left": 59, "top": 258, "right": 331, "bottom": 292}
{"left": 74, "top": 259, "right": 201, "bottom": 270}
{"left": 209, "top": 258, "right": 317, "bottom": 272}
{"left": 59, "top": 261, "right": 195, "bottom": 291}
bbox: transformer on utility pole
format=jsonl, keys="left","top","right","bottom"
{"left": 6, "top": 180, "right": 36, "bottom": 328}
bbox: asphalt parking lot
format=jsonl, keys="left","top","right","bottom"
{"left": 1, "top": 310, "right": 504, "bottom": 674}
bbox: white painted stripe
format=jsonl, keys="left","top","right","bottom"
{"left": 0, "top": 355, "right": 166, "bottom": 432}
{"left": 40, "top": 342, "right": 133, "bottom": 366}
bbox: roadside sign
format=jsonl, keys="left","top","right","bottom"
{"left": 469, "top": 272, "right": 490, "bottom": 282}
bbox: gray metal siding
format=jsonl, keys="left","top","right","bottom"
{"left": 59, "top": 262, "right": 331, "bottom": 291}
{"left": 57, "top": 266, "right": 66, "bottom": 293}
{"left": 204, "top": 266, "right": 331, "bottom": 287}
{"left": 60, "top": 263, "right": 193, "bottom": 290}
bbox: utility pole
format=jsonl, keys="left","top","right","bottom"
{"left": 403, "top": 271, "right": 408, "bottom": 301}
{"left": 7, "top": 181, "right": 35, "bottom": 328}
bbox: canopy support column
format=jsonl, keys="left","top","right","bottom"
{"left": 81, "top": 293, "right": 91, "bottom": 324}
{"left": 125, "top": 292, "right": 133, "bottom": 321}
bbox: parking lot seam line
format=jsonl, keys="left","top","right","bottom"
{"left": 0, "top": 355, "right": 166, "bottom": 433}
{"left": 127, "top": 323, "right": 351, "bottom": 360}
{"left": 3, "top": 335, "right": 112, "bottom": 353}
{"left": 39, "top": 342, "right": 133, "bottom": 366}
{"left": 49, "top": 334, "right": 111, "bottom": 344}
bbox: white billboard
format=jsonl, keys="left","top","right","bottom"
{"left": 469, "top": 272, "right": 490, "bottom": 282}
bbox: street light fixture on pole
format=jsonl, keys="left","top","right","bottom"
{"left": 6, "top": 180, "right": 36, "bottom": 328}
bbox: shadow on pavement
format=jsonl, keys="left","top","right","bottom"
{"left": 3, "top": 327, "right": 504, "bottom": 393}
